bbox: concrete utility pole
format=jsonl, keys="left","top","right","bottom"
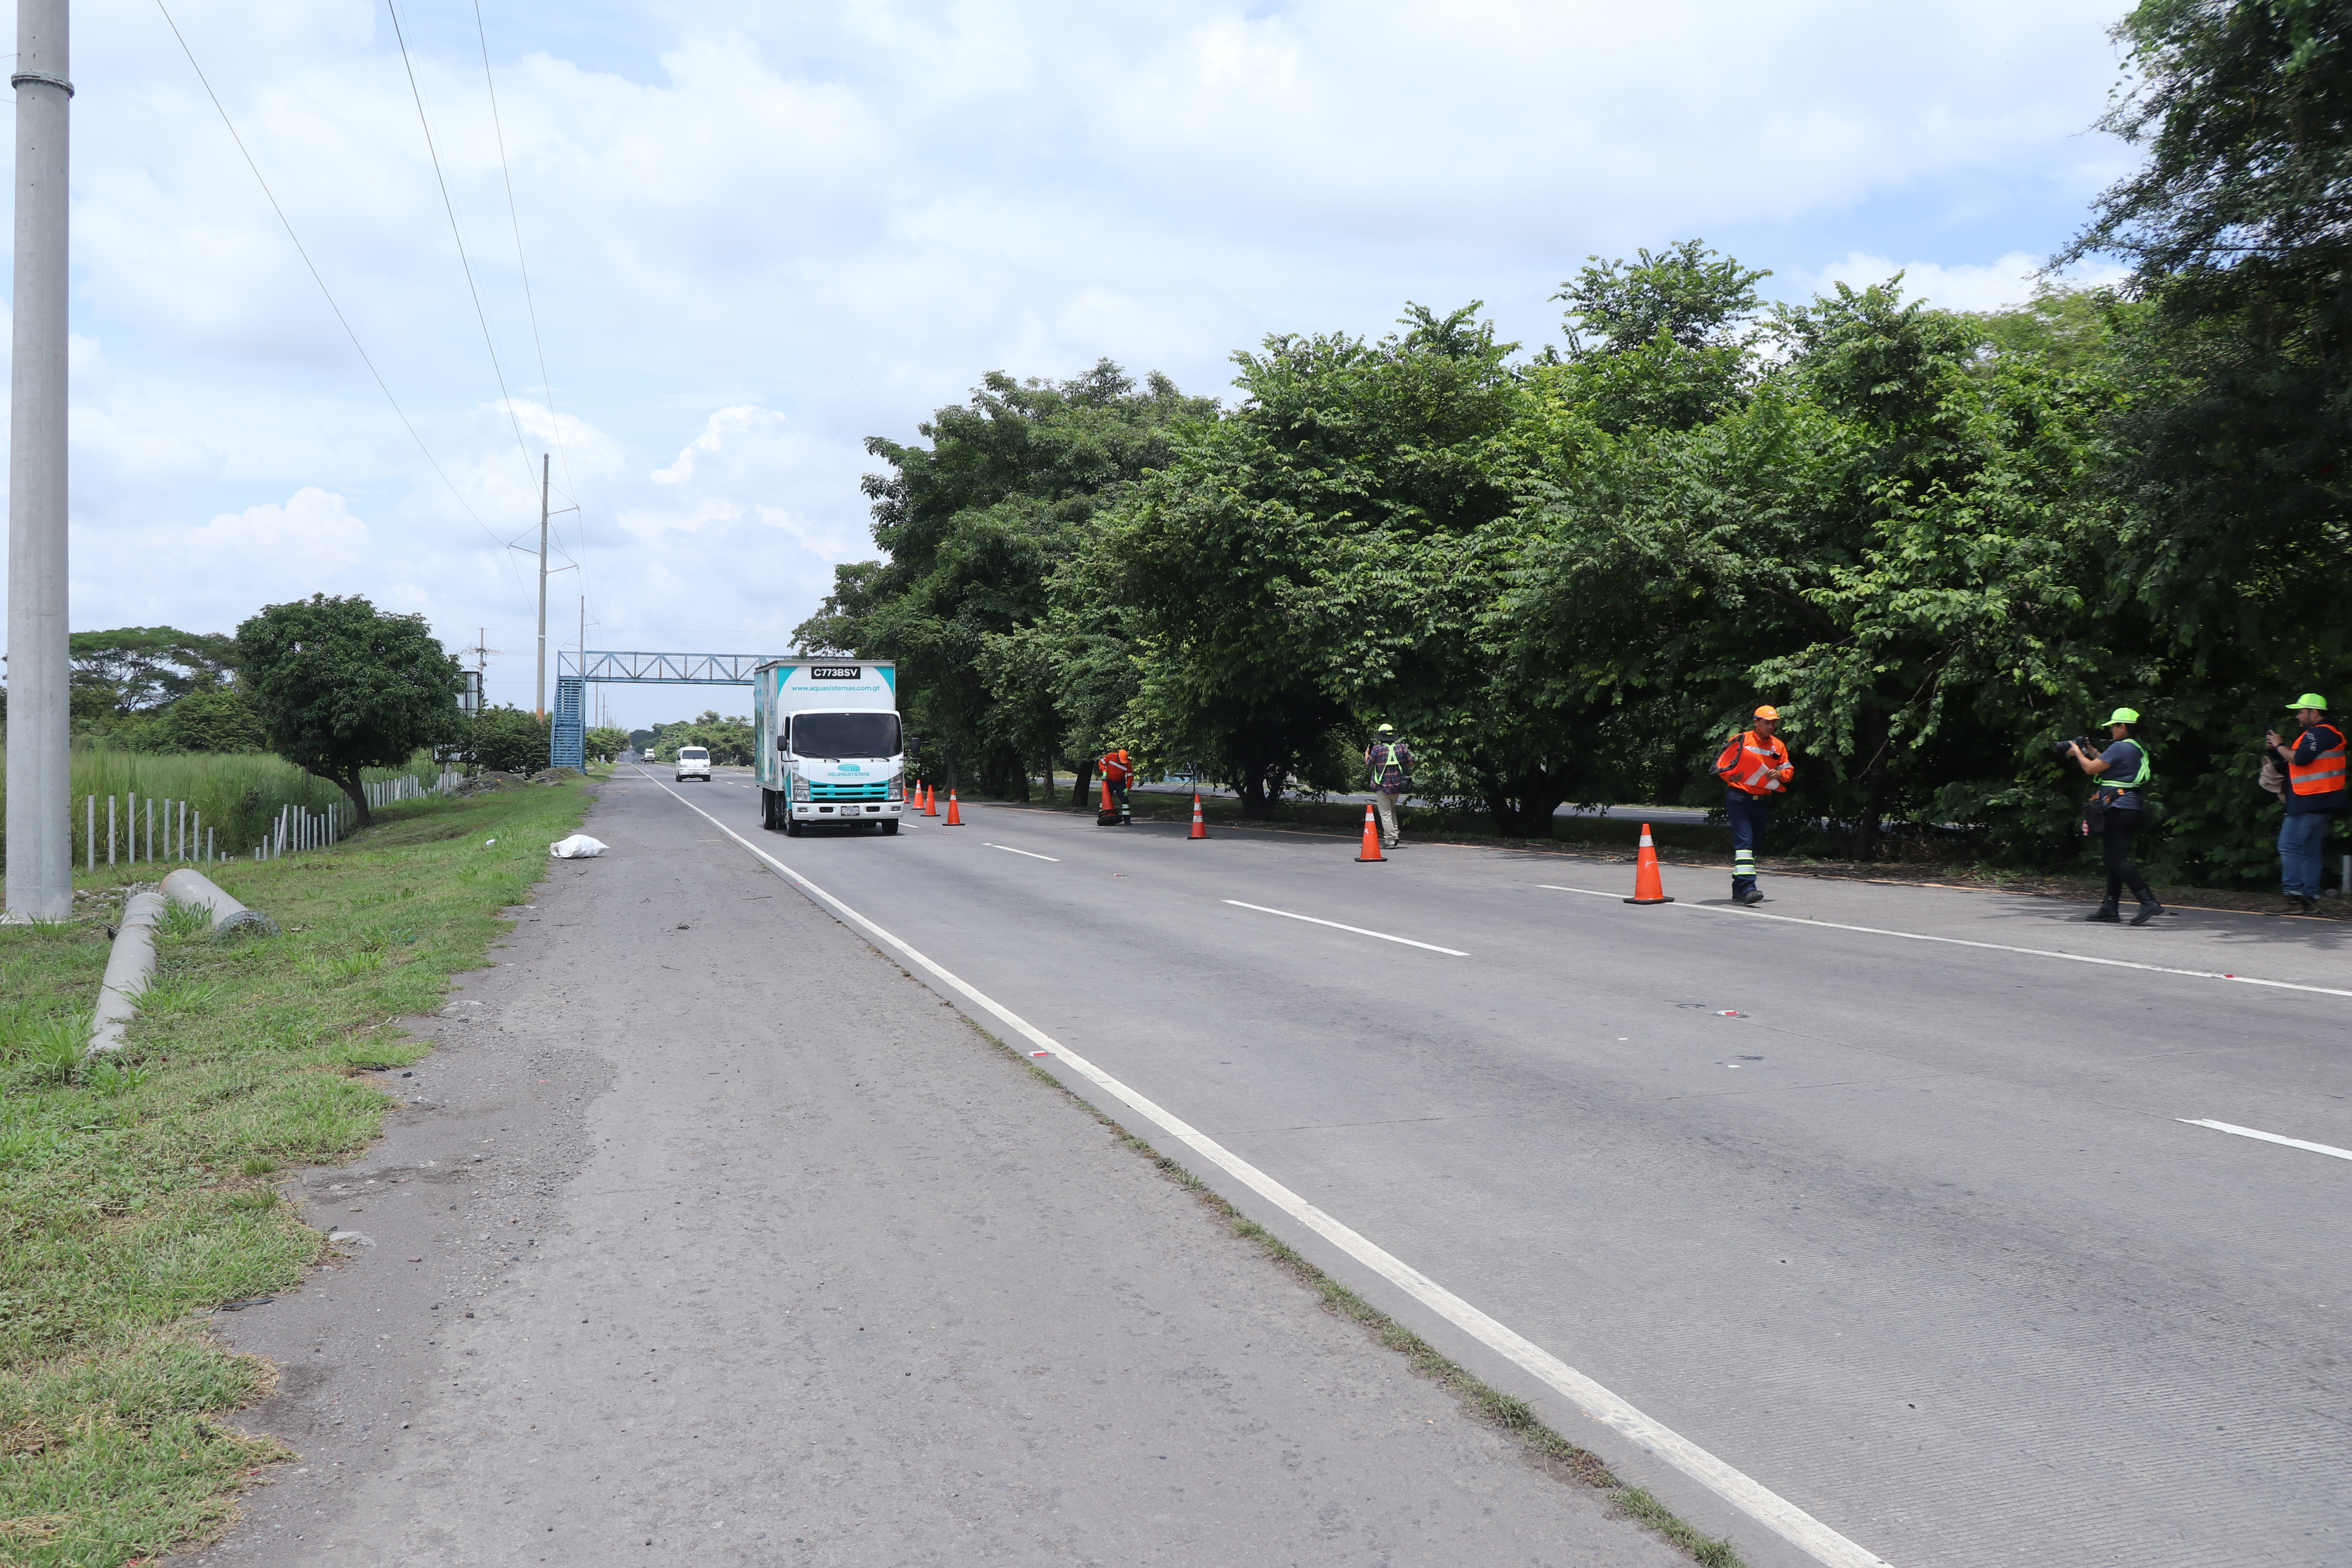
{"left": 5, "top": 0, "right": 72, "bottom": 921}
{"left": 534, "top": 452, "right": 548, "bottom": 719}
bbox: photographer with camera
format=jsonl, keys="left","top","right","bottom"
{"left": 2065, "top": 707, "right": 2164, "bottom": 926}
{"left": 2264, "top": 693, "right": 2345, "bottom": 915}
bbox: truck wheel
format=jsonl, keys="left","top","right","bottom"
{"left": 784, "top": 817, "right": 802, "bottom": 837}
{"left": 880, "top": 820, "right": 899, "bottom": 836}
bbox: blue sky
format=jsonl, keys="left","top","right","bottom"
{"left": 32, "top": 0, "right": 2136, "bottom": 727}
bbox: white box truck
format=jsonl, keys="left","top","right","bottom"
{"left": 753, "top": 660, "right": 906, "bottom": 836}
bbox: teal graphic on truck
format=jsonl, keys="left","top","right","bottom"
{"left": 752, "top": 660, "right": 906, "bottom": 837}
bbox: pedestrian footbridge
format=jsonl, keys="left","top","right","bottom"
{"left": 550, "top": 650, "right": 777, "bottom": 769}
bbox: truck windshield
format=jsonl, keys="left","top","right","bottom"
{"left": 790, "top": 713, "right": 900, "bottom": 759}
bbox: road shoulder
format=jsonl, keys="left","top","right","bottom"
{"left": 177, "top": 772, "right": 1692, "bottom": 1567}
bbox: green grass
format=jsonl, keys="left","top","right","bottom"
{"left": 0, "top": 777, "right": 590, "bottom": 1566}
{"left": 0, "top": 748, "right": 451, "bottom": 867}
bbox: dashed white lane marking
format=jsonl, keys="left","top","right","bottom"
{"left": 639, "top": 770, "right": 1888, "bottom": 1568}
{"left": 1223, "top": 900, "right": 1468, "bottom": 956}
{"left": 2179, "top": 1119, "right": 2352, "bottom": 1161}
{"left": 983, "top": 842, "right": 1060, "bottom": 862}
{"left": 1535, "top": 885, "right": 2352, "bottom": 1000}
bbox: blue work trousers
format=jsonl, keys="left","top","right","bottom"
{"left": 1726, "top": 790, "right": 1770, "bottom": 894}
{"left": 2278, "top": 810, "right": 2335, "bottom": 900}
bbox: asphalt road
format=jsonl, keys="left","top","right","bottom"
{"left": 682, "top": 766, "right": 2351, "bottom": 1568}
{"left": 1125, "top": 780, "right": 1717, "bottom": 825}
{"left": 177, "top": 773, "right": 1687, "bottom": 1568}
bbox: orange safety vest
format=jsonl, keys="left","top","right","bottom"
{"left": 2289, "top": 722, "right": 2347, "bottom": 797}
{"left": 1717, "top": 730, "right": 1792, "bottom": 796}
{"left": 1100, "top": 750, "right": 1133, "bottom": 785}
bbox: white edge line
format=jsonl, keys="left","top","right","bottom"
{"left": 639, "top": 770, "right": 1890, "bottom": 1568}
{"left": 1532, "top": 886, "right": 2352, "bottom": 1000}
{"left": 2178, "top": 1119, "right": 2352, "bottom": 1161}
{"left": 1223, "top": 899, "right": 1469, "bottom": 956}
{"left": 983, "top": 842, "right": 1060, "bottom": 862}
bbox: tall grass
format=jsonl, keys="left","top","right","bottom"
{"left": 0, "top": 748, "right": 444, "bottom": 869}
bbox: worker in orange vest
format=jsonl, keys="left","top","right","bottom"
{"left": 1713, "top": 705, "right": 1793, "bottom": 905}
{"left": 1099, "top": 746, "right": 1134, "bottom": 825}
{"left": 2266, "top": 692, "right": 2346, "bottom": 913}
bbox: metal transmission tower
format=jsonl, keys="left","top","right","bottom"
{"left": 4, "top": 0, "right": 72, "bottom": 920}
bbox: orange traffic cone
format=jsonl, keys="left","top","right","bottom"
{"left": 1188, "top": 791, "right": 1209, "bottom": 840}
{"left": 1354, "top": 802, "right": 1385, "bottom": 862}
{"left": 1624, "top": 823, "right": 1673, "bottom": 904}
{"left": 1100, "top": 778, "right": 1113, "bottom": 813}
{"left": 922, "top": 782, "right": 938, "bottom": 816}
{"left": 944, "top": 790, "right": 963, "bottom": 826}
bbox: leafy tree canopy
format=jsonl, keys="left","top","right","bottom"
{"left": 70, "top": 626, "right": 237, "bottom": 713}
{"left": 234, "top": 595, "right": 463, "bottom": 824}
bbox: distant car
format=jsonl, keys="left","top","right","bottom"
{"left": 675, "top": 746, "right": 712, "bottom": 782}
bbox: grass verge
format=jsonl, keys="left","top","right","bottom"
{"left": 0, "top": 777, "right": 591, "bottom": 1568}
{"left": 963, "top": 1025, "right": 1744, "bottom": 1568}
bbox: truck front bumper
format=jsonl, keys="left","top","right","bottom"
{"left": 793, "top": 802, "right": 904, "bottom": 817}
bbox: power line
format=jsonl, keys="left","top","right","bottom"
{"left": 382, "top": 0, "right": 537, "bottom": 486}
{"left": 471, "top": 0, "right": 598, "bottom": 669}
{"left": 152, "top": 0, "right": 519, "bottom": 581}
{"left": 471, "top": 0, "right": 587, "bottom": 573}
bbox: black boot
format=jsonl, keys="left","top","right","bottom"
{"left": 2083, "top": 899, "right": 2122, "bottom": 923}
{"left": 2130, "top": 896, "right": 2164, "bottom": 927}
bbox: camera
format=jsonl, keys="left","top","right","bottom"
{"left": 2051, "top": 736, "right": 2096, "bottom": 757}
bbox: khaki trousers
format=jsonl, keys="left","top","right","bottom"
{"left": 1372, "top": 790, "right": 1400, "bottom": 846}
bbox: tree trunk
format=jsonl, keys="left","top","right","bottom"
{"left": 1238, "top": 773, "right": 1272, "bottom": 818}
{"left": 338, "top": 769, "right": 373, "bottom": 829}
{"left": 1073, "top": 758, "right": 1097, "bottom": 810}
{"left": 1857, "top": 706, "right": 1889, "bottom": 860}
{"left": 1041, "top": 750, "right": 1056, "bottom": 804}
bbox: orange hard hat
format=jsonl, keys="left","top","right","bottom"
{"left": 1753, "top": 705, "right": 1781, "bottom": 721}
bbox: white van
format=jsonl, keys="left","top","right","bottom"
{"left": 675, "top": 746, "right": 712, "bottom": 782}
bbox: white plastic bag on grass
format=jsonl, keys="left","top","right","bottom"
{"left": 549, "top": 834, "right": 608, "bottom": 859}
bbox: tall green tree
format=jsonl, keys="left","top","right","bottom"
{"left": 2054, "top": 0, "right": 2352, "bottom": 878}
{"left": 796, "top": 361, "right": 1213, "bottom": 796}
{"left": 69, "top": 626, "right": 238, "bottom": 713}
{"left": 1089, "top": 305, "right": 1529, "bottom": 816}
{"left": 234, "top": 595, "right": 463, "bottom": 826}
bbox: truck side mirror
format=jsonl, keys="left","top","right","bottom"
{"left": 776, "top": 735, "right": 788, "bottom": 751}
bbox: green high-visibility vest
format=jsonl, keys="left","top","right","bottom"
{"left": 2105, "top": 742, "right": 2153, "bottom": 790}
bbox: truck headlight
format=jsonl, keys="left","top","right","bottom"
{"left": 887, "top": 774, "right": 904, "bottom": 800}
{"left": 791, "top": 776, "right": 811, "bottom": 802}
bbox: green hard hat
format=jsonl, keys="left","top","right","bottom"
{"left": 2288, "top": 692, "right": 2328, "bottom": 711}
{"left": 2102, "top": 707, "right": 2140, "bottom": 726}
{"left": 1376, "top": 723, "right": 1394, "bottom": 733}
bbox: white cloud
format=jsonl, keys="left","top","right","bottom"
{"left": 75, "top": 487, "right": 371, "bottom": 624}
{"left": 17, "top": 0, "right": 2145, "bottom": 724}
{"left": 1802, "top": 250, "right": 2134, "bottom": 314}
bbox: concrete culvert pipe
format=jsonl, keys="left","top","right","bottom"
{"left": 88, "top": 890, "right": 166, "bottom": 1056}
{"left": 160, "top": 867, "right": 280, "bottom": 938}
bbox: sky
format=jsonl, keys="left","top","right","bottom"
{"left": 26, "top": 0, "right": 2138, "bottom": 729}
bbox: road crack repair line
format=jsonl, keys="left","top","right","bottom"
{"left": 2178, "top": 1119, "right": 2352, "bottom": 1162}
{"left": 1534, "top": 885, "right": 2352, "bottom": 1000}
{"left": 1222, "top": 899, "right": 1469, "bottom": 956}
{"left": 982, "top": 842, "right": 1060, "bottom": 862}
{"left": 634, "top": 768, "right": 1893, "bottom": 1568}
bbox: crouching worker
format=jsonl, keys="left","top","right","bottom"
{"left": 1098, "top": 745, "right": 1134, "bottom": 825}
